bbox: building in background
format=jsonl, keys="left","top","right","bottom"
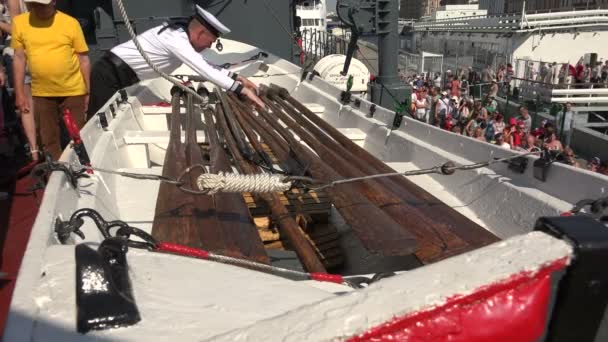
{"left": 400, "top": 0, "right": 441, "bottom": 19}
{"left": 478, "top": 0, "right": 506, "bottom": 15}
{"left": 432, "top": 4, "right": 487, "bottom": 20}
{"left": 505, "top": 0, "right": 607, "bottom": 14}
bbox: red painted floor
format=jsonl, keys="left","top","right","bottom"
{"left": 0, "top": 139, "right": 41, "bottom": 337}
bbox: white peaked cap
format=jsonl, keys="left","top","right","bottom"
{"left": 195, "top": 5, "right": 231, "bottom": 35}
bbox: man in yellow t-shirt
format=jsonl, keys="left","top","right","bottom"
{"left": 11, "top": 0, "right": 90, "bottom": 159}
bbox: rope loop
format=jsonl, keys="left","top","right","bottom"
{"left": 196, "top": 172, "right": 292, "bottom": 194}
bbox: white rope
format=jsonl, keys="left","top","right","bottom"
{"left": 113, "top": 0, "right": 207, "bottom": 103}
{"left": 196, "top": 172, "right": 291, "bottom": 194}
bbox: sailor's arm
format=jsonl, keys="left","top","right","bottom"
{"left": 167, "top": 38, "right": 264, "bottom": 108}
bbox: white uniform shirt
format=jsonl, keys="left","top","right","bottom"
{"left": 111, "top": 24, "right": 238, "bottom": 91}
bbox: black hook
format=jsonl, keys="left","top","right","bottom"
{"left": 55, "top": 208, "right": 158, "bottom": 250}
{"left": 216, "top": 39, "right": 223, "bottom": 52}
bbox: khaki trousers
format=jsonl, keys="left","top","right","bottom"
{"left": 33, "top": 96, "right": 86, "bottom": 160}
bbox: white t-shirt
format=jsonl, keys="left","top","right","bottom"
{"left": 111, "top": 24, "right": 237, "bottom": 91}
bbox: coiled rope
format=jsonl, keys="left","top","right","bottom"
{"left": 196, "top": 172, "right": 291, "bottom": 194}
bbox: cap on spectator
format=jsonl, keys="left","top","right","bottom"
{"left": 451, "top": 96, "right": 458, "bottom": 101}
{"left": 492, "top": 79, "right": 497, "bottom": 83}
{"left": 441, "top": 91, "right": 448, "bottom": 96}
{"left": 24, "top": 0, "right": 52, "bottom": 3}
{"left": 509, "top": 118, "right": 517, "bottom": 126}
{"left": 591, "top": 157, "right": 601, "bottom": 165}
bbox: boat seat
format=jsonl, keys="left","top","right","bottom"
{"left": 141, "top": 105, "right": 186, "bottom": 115}
{"left": 303, "top": 103, "right": 325, "bottom": 114}
{"left": 294, "top": 128, "right": 366, "bottom": 147}
{"left": 123, "top": 130, "right": 207, "bottom": 144}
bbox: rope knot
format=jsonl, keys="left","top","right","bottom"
{"left": 196, "top": 172, "right": 292, "bottom": 194}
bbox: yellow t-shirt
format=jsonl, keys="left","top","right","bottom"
{"left": 11, "top": 11, "right": 88, "bottom": 97}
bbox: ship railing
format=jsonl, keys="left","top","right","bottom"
{"left": 296, "top": 4, "right": 324, "bottom": 11}
{"left": 412, "top": 9, "right": 608, "bottom": 32}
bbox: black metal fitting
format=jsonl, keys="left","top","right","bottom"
{"left": 119, "top": 89, "right": 128, "bottom": 103}
{"left": 353, "top": 98, "right": 361, "bottom": 108}
{"left": 55, "top": 208, "right": 158, "bottom": 250}
{"left": 369, "top": 104, "right": 376, "bottom": 118}
{"left": 109, "top": 104, "right": 116, "bottom": 118}
{"left": 340, "top": 91, "right": 352, "bottom": 104}
{"left": 97, "top": 112, "right": 108, "bottom": 129}
{"left": 506, "top": 156, "right": 528, "bottom": 174}
{"left": 392, "top": 112, "right": 403, "bottom": 130}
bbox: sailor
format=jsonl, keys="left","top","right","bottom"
{"left": 87, "top": 5, "right": 264, "bottom": 119}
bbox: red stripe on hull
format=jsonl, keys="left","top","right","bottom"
{"left": 348, "top": 258, "right": 569, "bottom": 342}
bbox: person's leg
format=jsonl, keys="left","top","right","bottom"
{"left": 20, "top": 83, "right": 38, "bottom": 160}
{"left": 86, "top": 59, "right": 122, "bottom": 121}
{"left": 61, "top": 95, "right": 86, "bottom": 129}
{"left": 33, "top": 97, "right": 62, "bottom": 160}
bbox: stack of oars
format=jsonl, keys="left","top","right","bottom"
{"left": 151, "top": 84, "right": 499, "bottom": 273}
{"left": 252, "top": 84, "right": 499, "bottom": 264}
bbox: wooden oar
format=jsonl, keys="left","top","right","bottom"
{"left": 270, "top": 85, "right": 499, "bottom": 249}
{"left": 227, "top": 94, "right": 417, "bottom": 257}
{"left": 201, "top": 95, "right": 269, "bottom": 264}
{"left": 217, "top": 93, "right": 326, "bottom": 272}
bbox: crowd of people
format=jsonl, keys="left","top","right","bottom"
{"left": 408, "top": 65, "right": 608, "bottom": 176}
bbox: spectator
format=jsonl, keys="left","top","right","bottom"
{"left": 494, "top": 133, "right": 510, "bottom": 149}
{"left": 1, "top": 0, "right": 37, "bottom": 161}
{"left": 485, "top": 95, "right": 497, "bottom": 115}
{"left": 425, "top": 87, "right": 435, "bottom": 125}
{"left": 510, "top": 121, "right": 525, "bottom": 149}
{"left": 434, "top": 73, "right": 442, "bottom": 88}
{"left": 556, "top": 102, "right": 574, "bottom": 146}
{"left": 598, "top": 160, "right": 608, "bottom": 176}
{"left": 413, "top": 87, "right": 427, "bottom": 122}
{"left": 451, "top": 125, "right": 462, "bottom": 135}
{"left": 460, "top": 75, "right": 469, "bottom": 98}
{"left": 473, "top": 100, "right": 488, "bottom": 122}
{"left": 450, "top": 76, "right": 460, "bottom": 98}
{"left": 473, "top": 126, "right": 486, "bottom": 142}
{"left": 602, "top": 60, "right": 608, "bottom": 83}
{"left": 517, "top": 106, "right": 532, "bottom": 134}
{"left": 551, "top": 62, "right": 560, "bottom": 85}
{"left": 12, "top": 0, "right": 90, "bottom": 160}
{"left": 522, "top": 134, "right": 540, "bottom": 152}
{"left": 532, "top": 119, "right": 548, "bottom": 138}
{"left": 482, "top": 65, "right": 492, "bottom": 83}
{"left": 543, "top": 126, "right": 563, "bottom": 152}
{"left": 488, "top": 79, "right": 498, "bottom": 98}
{"left": 464, "top": 112, "right": 479, "bottom": 137}
{"left": 588, "top": 157, "right": 601, "bottom": 173}
{"left": 492, "top": 113, "right": 506, "bottom": 135}
{"left": 435, "top": 91, "right": 449, "bottom": 127}
{"left": 562, "top": 147, "right": 581, "bottom": 168}
{"left": 458, "top": 99, "right": 472, "bottom": 124}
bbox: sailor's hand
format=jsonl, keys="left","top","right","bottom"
{"left": 241, "top": 87, "right": 266, "bottom": 110}
{"left": 15, "top": 91, "right": 30, "bottom": 114}
{"left": 238, "top": 75, "right": 258, "bottom": 94}
{"left": 0, "top": 71, "right": 5, "bottom": 87}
